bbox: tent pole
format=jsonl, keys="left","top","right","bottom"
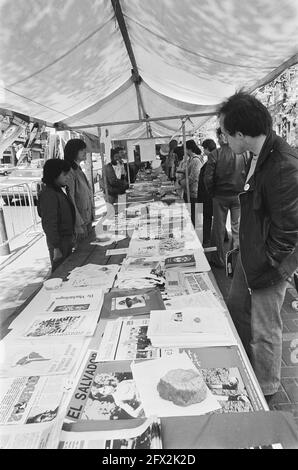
{"left": 98, "top": 126, "right": 109, "bottom": 202}
{"left": 182, "top": 120, "right": 190, "bottom": 204}
{"left": 62, "top": 111, "right": 217, "bottom": 130}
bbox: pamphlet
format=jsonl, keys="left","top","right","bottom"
{"left": 100, "top": 288, "right": 165, "bottom": 319}
{"left": 45, "top": 290, "right": 103, "bottom": 314}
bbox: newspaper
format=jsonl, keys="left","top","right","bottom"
{"left": 165, "top": 271, "right": 217, "bottom": 297}
{"left": 0, "top": 422, "right": 59, "bottom": 449}
{"left": 16, "top": 312, "right": 99, "bottom": 339}
{"left": 45, "top": 290, "right": 103, "bottom": 314}
{"left": 65, "top": 352, "right": 145, "bottom": 422}
{"left": 58, "top": 417, "right": 162, "bottom": 450}
{"left": 131, "top": 353, "right": 221, "bottom": 418}
{"left": 96, "top": 318, "right": 177, "bottom": 362}
{"left": 0, "top": 375, "right": 65, "bottom": 426}
{"left": 0, "top": 338, "right": 90, "bottom": 378}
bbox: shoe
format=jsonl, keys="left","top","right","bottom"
{"left": 264, "top": 394, "right": 276, "bottom": 406}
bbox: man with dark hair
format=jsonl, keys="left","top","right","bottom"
{"left": 219, "top": 92, "right": 298, "bottom": 401}
{"left": 204, "top": 127, "right": 249, "bottom": 266}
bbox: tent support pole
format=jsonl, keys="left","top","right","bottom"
{"left": 182, "top": 120, "right": 190, "bottom": 204}
{"left": 64, "top": 111, "right": 217, "bottom": 130}
{"left": 98, "top": 127, "right": 109, "bottom": 202}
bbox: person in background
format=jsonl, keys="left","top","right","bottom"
{"left": 179, "top": 139, "right": 204, "bottom": 226}
{"left": 38, "top": 159, "right": 75, "bottom": 273}
{"left": 219, "top": 92, "right": 298, "bottom": 401}
{"left": 174, "top": 146, "right": 185, "bottom": 197}
{"left": 200, "top": 139, "right": 217, "bottom": 246}
{"left": 105, "top": 148, "right": 129, "bottom": 205}
{"left": 159, "top": 144, "right": 170, "bottom": 173}
{"left": 204, "top": 128, "right": 250, "bottom": 268}
{"left": 168, "top": 139, "right": 178, "bottom": 181}
{"left": 64, "top": 138, "right": 94, "bottom": 241}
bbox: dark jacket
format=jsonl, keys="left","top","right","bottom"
{"left": 197, "top": 162, "right": 211, "bottom": 203}
{"left": 204, "top": 145, "right": 250, "bottom": 197}
{"left": 239, "top": 131, "right": 298, "bottom": 290}
{"left": 105, "top": 163, "right": 128, "bottom": 196}
{"left": 38, "top": 185, "right": 75, "bottom": 248}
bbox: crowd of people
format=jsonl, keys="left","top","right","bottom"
{"left": 36, "top": 91, "right": 298, "bottom": 404}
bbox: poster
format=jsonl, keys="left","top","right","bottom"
{"left": 139, "top": 140, "right": 156, "bottom": 162}
{"left": 131, "top": 353, "right": 221, "bottom": 418}
{"left": 0, "top": 422, "right": 58, "bottom": 449}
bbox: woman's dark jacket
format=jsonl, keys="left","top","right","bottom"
{"left": 38, "top": 185, "right": 75, "bottom": 248}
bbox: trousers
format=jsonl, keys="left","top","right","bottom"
{"left": 211, "top": 195, "right": 240, "bottom": 267}
{"left": 227, "top": 257, "right": 288, "bottom": 395}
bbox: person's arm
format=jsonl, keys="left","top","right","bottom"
{"left": 265, "top": 159, "right": 298, "bottom": 271}
{"left": 204, "top": 150, "right": 218, "bottom": 197}
{"left": 66, "top": 170, "right": 85, "bottom": 234}
{"left": 39, "top": 192, "right": 61, "bottom": 257}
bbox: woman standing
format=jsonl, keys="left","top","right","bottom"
{"left": 179, "top": 140, "right": 204, "bottom": 226}
{"left": 64, "top": 139, "right": 94, "bottom": 240}
{"left": 38, "top": 159, "right": 75, "bottom": 273}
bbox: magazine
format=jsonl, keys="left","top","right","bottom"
{"left": 17, "top": 312, "right": 99, "bottom": 339}
{"left": 58, "top": 417, "right": 162, "bottom": 450}
{"left": 65, "top": 352, "right": 145, "bottom": 422}
{"left": 100, "top": 288, "right": 165, "bottom": 319}
{"left": 0, "top": 338, "right": 90, "bottom": 377}
{"left": 96, "top": 318, "right": 177, "bottom": 362}
{"left": 45, "top": 290, "right": 103, "bottom": 314}
{"left": 0, "top": 375, "right": 65, "bottom": 426}
{"left": 165, "top": 254, "right": 196, "bottom": 269}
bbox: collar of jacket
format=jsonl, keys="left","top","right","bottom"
{"left": 254, "top": 130, "right": 277, "bottom": 173}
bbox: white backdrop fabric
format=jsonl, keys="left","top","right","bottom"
{"left": 1, "top": 0, "right": 298, "bottom": 138}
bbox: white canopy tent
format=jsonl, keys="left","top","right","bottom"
{"left": 1, "top": 0, "right": 298, "bottom": 140}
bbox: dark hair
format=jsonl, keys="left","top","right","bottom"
{"left": 186, "top": 139, "right": 201, "bottom": 155}
{"left": 175, "top": 146, "right": 184, "bottom": 161}
{"left": 202, "top": 139, "right": 216, "bottom": 152}
{"left": 42, "top": 159, "right": 71, "bottom": 185}
{"left": 64, "top": 138, "right": 86, "bottom": 168}
{"left": 169, "top": 139, "right": 178, "bottom": 150}
{"left": 111, "top": 148, "right": 121, "bottom": 159}
{"left": 216, "top": 127, "right": 222, "bottom": 137}
{"left": 218, "top": 91, "right": 272, "bottom": 137}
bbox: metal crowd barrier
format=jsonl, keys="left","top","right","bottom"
{"left": 0, "top": 182, "right": 41, "bottom": 255}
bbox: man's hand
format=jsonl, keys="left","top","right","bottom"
{"left": 53, "top": 248, "right": 63, "bottom": 261}
{"left": 75, "top": 225, "right": 87, "bottom": 241}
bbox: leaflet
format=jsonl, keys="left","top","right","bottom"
{"left": 58, "top": 417, "right": 162, "bottom": 450}
{"left": 17, "top": 312, "right": 99, "bottom": 339}
{"left": 45, "top": 289, "right": 103, "bottom": 314}
{"left": 96, "top": 318, "right": 177, "bottom": 362}
{"left": 0, "top": 338, "right": 90, "bottom": 377}
{"left": 0, "top": 375, "right": 65, "bottom": 426}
